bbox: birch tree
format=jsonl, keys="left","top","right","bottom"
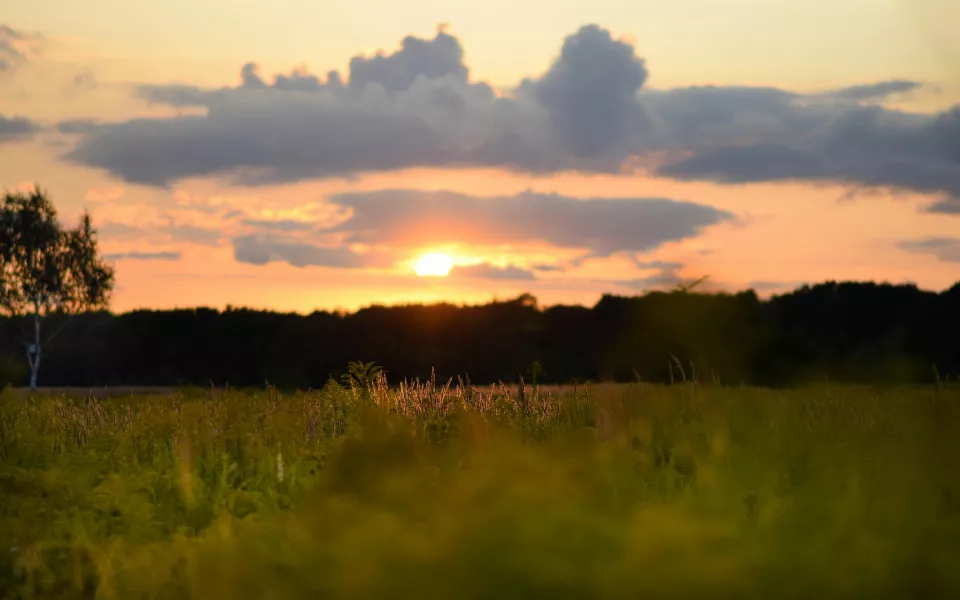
{"left": 0, "top": 186, "right": 114, "bottom": 389}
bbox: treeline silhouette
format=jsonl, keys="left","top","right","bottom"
{"left": 1, "top": 280, "right": 958, "bottom": 388}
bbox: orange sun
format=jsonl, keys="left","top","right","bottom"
{"left": 415, "top": 253, "right": 454, "bottom": 277}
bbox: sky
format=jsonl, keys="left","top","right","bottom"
{"left": 1, "top": 0, "right": 958, "bottom": 314}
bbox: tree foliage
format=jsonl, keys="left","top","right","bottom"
{"left": 0, "top": 186, "right": 114, "bottom": 387}
{"left": 0, "top": 281, "right": 956, "bottom": 388}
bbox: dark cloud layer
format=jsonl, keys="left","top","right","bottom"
{"left": 223, "top": 189, "right": 729, "bottom": 270}
{"left": 656, "top": 103, "right": 960, "bottom": 210}
{"left": 232, "top": 234, "right": 391, "bottom": 269}
{"left": 240, "top": 218, "right": 315, "bottom": 232}
{"left": 167, "top": 223, "right": 222, "bottom": 246}
{"left": 63, "top": 25, "right": 960, "bottom": 211}
{"left": 899, "top": 237, "right": 960, "bottom": 262}
{"left": 450, "top": 263, "right": 536, "bottom": 281}
{"left": 97, "top": 221, "right": 144, "bottom": 240}
{"left": 104, "top": 251, "right": 181, "bottom": 261}
{"left": 748, "top": 280, "right": 811, "bottom": 292}
{"left": 614, "top": 261, "right": 685, "bottom": 289}
{"left": 96, "top": 220, "right": 221, "bottom": 247}
{"left": 823, "top": 80, "right": 924, "bottom": 102}
{"left": 56, "top": 119, "right": 100, "bottom": 134}
{"left": 0, "top": 114, "right": 40, "bottom": 142}
{"left": 326, "top": 189, "right": 733, "bottom": 257}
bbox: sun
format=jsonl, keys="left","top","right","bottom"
{"left": 415, "top": 253, "right": 454, "bottom": 277}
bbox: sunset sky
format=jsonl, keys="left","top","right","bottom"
{"left": 1, "top": 0, "right": 958, "bottom": 313}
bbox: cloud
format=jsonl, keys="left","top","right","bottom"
{"left": 449, "top": 263, "right": 536, "bottom": 281}
{"left": 747, "top": 280, "right": 811, "bottom": 293}
{"left": 97, "top": 220, "right": 143, "bottom": 240}
{"left": 748, "top": 280, "right": 808, "bottom": 291}
{"left": 614, "top": 261, "right": 685, "bottom": 289}
{"left": 84, "top": 186, "right": 125, "bottom": 203}
{"left": 532, "top": 264, "right": 566, "bottom": 272}
{"left": 63, "top": 25, "right": 960, "bottom": 210}
{"left": 929, "top": 199, "right": 960, "bottom": 214}
{"left": 226, "top": 188, "right": 725, "bottom": 270}
{"left": 167, "top": 223, "right": 222, "bottom": 246}
{"left": 325, "top": 189, "right": 733, "bottom": 256}
{"left": 655, "top": 101, "right": 960, "bottom": 212}
{"left": 348, "top": 29, "right": 468, "bottom": 93}
{"left": 104, "top": 251, "right": 182, "bottom": 261}
{"left": 137, "top": 83, "right": 215, "bottom": 107}
{"left": 0, "top": 114, "right": 40, "bottom": 142}
{"left": 0, "top": 24, "right": 40, "bottom": 72}
{"left": 57, "top": 119, "right": 100, "bottom": 134}
{"left": 822, "top": 80, "right": 924, "bottom": 102}
{"left": 71, "top": 69, "right": 97, "bottom": 89}
{"left": 532, "top": 24, "right": 648, "bottom": 157}
{"left": 899, "top": 237, "right": 960, "bottom": 262}
{"left": 72, "top": 90, "right": 456, "bottom": 186}
{"left": 240, "top": 218, "right": 315, "bottom": 232}
{"left": 66, "top": 24, "right": 633, "bottom": 185}
{"left": 96, "top": 217, "right": 221, "bottom": 247}
{"left": 232, "top": 234, "right": 392, "bottom": 268}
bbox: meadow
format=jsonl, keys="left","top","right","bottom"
{"left": 1, "top": 368, "right": 959, "bottom": 599}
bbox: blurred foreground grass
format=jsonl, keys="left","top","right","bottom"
{"left": 1, "top": 375, "right": 959, "bottom": 598}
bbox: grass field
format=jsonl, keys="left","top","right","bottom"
{"left": 1, "top": 373, "right": 959, "bottom": 599}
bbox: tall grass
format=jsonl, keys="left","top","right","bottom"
{"left": 1, "top": 376, "right": 958, "bottom": 598}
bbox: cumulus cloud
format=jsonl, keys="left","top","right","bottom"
{"left": 104, "top": 251, "right": 182, "bottom": 261}
{"left": 899, "top": 237, "right": 960, "bottom": 262}
{"left": 232, "top": 234, "right": 392, "bottom": 268}
{"left": 348, "top": 29, "right": 468, "bottom": 92}
{"left": 63, "top": 25, "right": 960, "bottom": 211}
{"left": 0, "top": 114, "right": 40, "bottom": 142}
{"left": 532, "top": 24, "right": 648, "bottom": 157}
{"left": 325, "top": 189, "right": 733, "bottom": 257}
{"left": 449, "top": 263, "right": 536, "bottom": 281}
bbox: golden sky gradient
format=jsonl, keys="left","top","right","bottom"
{"left": 1, "top": 0, "right": 958, "bottom": 313}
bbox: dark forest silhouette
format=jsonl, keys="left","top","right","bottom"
{"left": 1, "top": 280, "right": 958, "bottom": 389}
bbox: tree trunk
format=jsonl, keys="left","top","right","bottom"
{"left": 26, "top": 312, "right": 41, "bottom": 390}
{"left": 28, "top": 360, "right": 39, "bottom": 390}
